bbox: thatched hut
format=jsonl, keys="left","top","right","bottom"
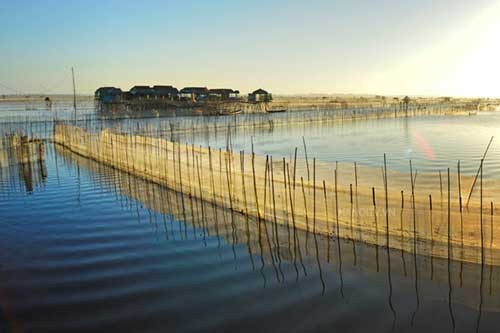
{"left": 248, "top": 88, "right": 272, "bottom": 103}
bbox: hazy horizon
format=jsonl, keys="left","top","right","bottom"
{"left": 1, "top": 0, "right": 500, "bottom": 98}
{"left": 2, "top": 92, "right": 498, "bottom": 100}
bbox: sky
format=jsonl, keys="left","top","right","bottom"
{"left": 1, "top": 0, "right": 500, "bottom": 97}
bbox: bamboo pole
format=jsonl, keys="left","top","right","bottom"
{"left": 466, "top": 136, "right": 494, "bottom": 208}
{"left": 302, "top": 137, "right": 310, "bottom": 183}
{"left": 313, "top": 158, "right": 317, "bottom": 233}
{"left": 252, "top": 151, "right": 261, "bottom": 219}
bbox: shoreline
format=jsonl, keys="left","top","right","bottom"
{"left": 2, "top": 94, "right": 499, "bottom": 112}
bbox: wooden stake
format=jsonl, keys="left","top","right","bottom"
{"left": 301, "top": 176, "right": 310, "bottom": 245}
{"left": 354, "top": 161, "right": 358, "bottom": 190}
{"left": 447, "top": 168, "right": 451, "bottom": 260}
{"left": 439, "top": 170, "right": 443, "bottom": 197}
{"left": 372, "top": 187, "right": 376, "bottom": 206}
{"left": 313, "top": 158, "right": 316, "bottom": 233}
{"left": 225, "top": 149, "right": 234, "bottom": 211}
{"left": 303, "top": 137, "right": 310, "bottom": 183}
{"left": 458, "top": 161, "right": 462, "bottom": 212}
{"left": 323, "top": 180, "right": 330, "bottom": 234}
{"left": 384, "top": 154, "right": 389, "bottom": 245}
{"left": 252, "top": 151, "right": 261, "bottom": 219}
{"left": 240, "top": 151, "right": 248, "bottom": 216}
{"left": 335, "top": 169, "right": 340, "bottom": 237}
{"left": 480, "top": 159, "right": 484, "bottom": 263}
{"left": 350, "top": 184, "right": 353, "bottom": 204}
{"left": 466, "top": 136, "right": 494, "bottom": 208}
{"left": 263, "top": 155, "right": 269, "bottom": 221}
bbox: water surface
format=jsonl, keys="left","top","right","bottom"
{"left": 0, "top": 143, "right": 499, "bottom": 332}
{"left": 2, "top": 100, "right": 500, "bottom": 332}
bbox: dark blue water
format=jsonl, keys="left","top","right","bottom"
{"left": 0, "top": 142, "right": 499, "bottom": 332}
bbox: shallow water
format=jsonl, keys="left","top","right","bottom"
{"left": 2, "top": 100, "right": 500, "bottom": 331}
{"left": 1, "top": 143, "right": 500, "bottom": 332}
{"left": 172, "top": 112, "right": 500, "bottom": 178}
{"left": 2, "top": 99, "right": 499, "bottom": 177}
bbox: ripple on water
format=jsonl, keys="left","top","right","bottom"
{"left": 2, "top": 111, "right": 500, "bottom": 332}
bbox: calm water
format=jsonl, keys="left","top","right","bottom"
{"left": 1, "top": 100, "right": 500, "bottom": 332}
{"left": 172, "top": 112, "right": 500, "bottom": 179}
{"left": 1, "top": 142, "right": 500, "bottom": 332}
{"left": 2, "top": 99, "right": 500, "bottom": 177}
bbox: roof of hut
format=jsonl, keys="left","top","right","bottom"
{"left": 152, "top": 85, "right": 179, "bottom": 95}
{"left": 95, "top": 87, "right": 122, "bottom": 96}
{"left": 130, "top": 86, "right": 153, "bottom": 95}
{"left": 251, "top": 88, "right": 269, "bottom": 95}
{"left": 180, "top": 87, "right": 209, "bottom": 94}
{"left": 209, "top": 88, "right": 239, "bottom": 94}
{"left": 130, "top": 85, "right": 150, "bottom": 89}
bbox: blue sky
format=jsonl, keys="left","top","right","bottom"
{"left": 1, "top": 0, "right": 499, "bottom": 96}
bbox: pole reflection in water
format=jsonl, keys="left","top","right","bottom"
{"left": 1, "top": 141, "right": 500, "bottom": 332}
{"left": 384, "top": 154, "right": 397, "bottom": 329}
{"left": 0, "top": 135, "right": 47, "bottom": 194}
{"left": 410, "top": 160, "right": 420, "bottom": 326}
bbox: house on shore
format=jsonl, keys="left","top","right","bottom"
{"left": 95, "top": 84, "right": 243, "bottom": 105}
{"left": 129, "top": 86, "right": 154, "bottom": 99}
{"left": 94, "top": 87, "right": 123, "bottom": 103}
{"left": 248, "top": 89, "right": 272, "bottom": 103}
{"left": 152, "top": 85, "right": 179, "bottom": 100}
{"left": 208, "top": 89, "right": 240, "bottom": 101}
{"left": 179, "top": 87, "right": 209, "bottom": 102}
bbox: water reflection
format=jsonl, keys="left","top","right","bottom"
{"left": 0, "top": 135, "right": 47, "bottom": 193}
{"left": 1, "top": 143, "right": 500, "bottom": 332}
{"left": 56, "top": 148, "right": 500, "bottom": 316}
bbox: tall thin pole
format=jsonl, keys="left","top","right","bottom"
{"left": 466, "top": 136, "right": 493, "bottom": 208}
{"left": 71, "top": 67, "right": 77, "bottom": 120}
